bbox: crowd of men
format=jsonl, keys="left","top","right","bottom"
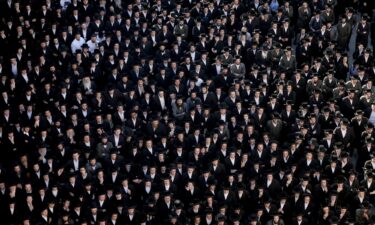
{"left": 1, "top": 0, "right": 375, "bottom": 224}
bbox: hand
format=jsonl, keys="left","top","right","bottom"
{"left": 58, "top": 168, "right": 64, "bottom": 176}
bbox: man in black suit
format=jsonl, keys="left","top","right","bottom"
{"left": 123, "top": 204, "right": 141, "bottom": 225}
{"left": 216, "top": 184, "right": 237, "bottom": 208}
{"left": 200, "top": 84, "right": 217, "bottom": 109}
{"left": 298, "top": 150, "right": 318, "bottom": 177}
{"left": 334, "top": 119, "right": 355, "bottom": 150}
{"left": 264, "top": 171, "right": 282, "bottom": 200}
{"left": 109, "top": 126, "right": 125, "bottom": 150}
{"left": 157, "top": 192, "right": 175, "bottom": 222}
{"left": 4, "top": 199, "right": 21, "bottom": 225}
{"left": 146, "top": 117, "right": 167, "bottom": 142}
{"left": 341, "top": 89, "right": 359, "bottom": 120}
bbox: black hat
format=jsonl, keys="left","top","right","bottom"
{"left": 318, "top": 145, "right": 327, "bottom": 153}
{"left": 90, "top": 202, "right": 98, "bottom": 209}
{"left": 341, "top": 151, "right": 349, "bottom": 158}
{"left": 302, "top": 176, "right": 310, "bottom": 181}
{"left": 216, "top": 214, "right": 226, "bottom": 222}
{"left": 346, "top": 7, "right": 354, "bottom": 13}
{"left": 285, "top": 100, "right": 294, "bottom": 106}
{"left": 219, "top": 103, "right": 228, "bottom": 109}
{"left": 272, "top": 112, "right": 280, "bottom": 119}
{"left": 348, "top": 169, "right": 357, "bottom": 176}
{"left": 359, "top": 187, "right": 366, "bottom": 192}
{"left": 249, "top": 215, "right": 258, "bottom": 222}
{"left": 303, "top": 193, "right": 312, "bottom": 198}
{"left": 285, "top": 46, "right": 292, "bottom": 52}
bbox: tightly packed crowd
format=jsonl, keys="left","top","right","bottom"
{"left": 1, "top": 0, "right": 375, "bottom": 224}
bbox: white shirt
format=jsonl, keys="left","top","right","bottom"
{"left": 87, "top": 40, "right": 98, "bottom": 53}
{"left": 221, "top": 149, "right": 227, "bottom": 157}
{"left": 220, "top": 114, "right": 226, "bottom": 122}
{"left": 118, "top": 111, "right": 125, "bottom": 121}
{"left": 341, "top": 128, "right": 347, "bottom": 137}
{"left": 114, "top": 135, "right": 120, "bottom": 146}
{"left": 112, "top": 174, "right": 117, "bottom": 182}
{"left": 159, "top": 97, "right": 166, "bottom": 110}
{"left": 190, "top": 52, "right": 196, "bottom": 61}
{"left": 255, "top": 97, "right": 260, "bottom": 105}
{"left": 216, "top": 65, "right": 221, "bottom": 74}
{"left": 11, "top": 64, "right": 18, "bottom": 76}
{"left": 73, "top": 159, "right": 79, "bottom": 171}
{"left": 369, "top": 111, "right": 375, "bottom": 125}
{"left": 224, "top": 191, "right": 229, "bottom": 199}
{"left": 71, "top": 38, "right": 85, "bottom": 53}
{"left": 22, "top": 73, "right": 29, "bottom": 82}
{"left": 82, "top": 29, "right": 88, "bottom": 40}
